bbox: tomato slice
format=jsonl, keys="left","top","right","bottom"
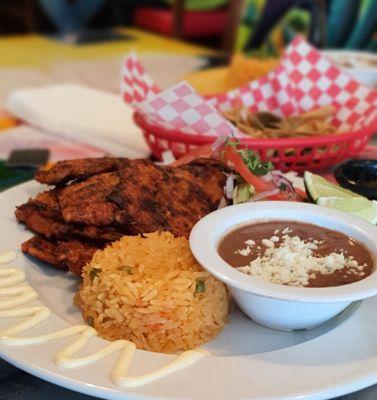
{"left": 171, "top": 144, "right": 214, "bottom": 167}
{"left": 225, "top": 145, "right": 274, "bottom": 192}
{"left": 294, "top": 187, "right": 308, "bottom": 200}
{"left": 171, "top": 140, "right": 305, "bottom": 203}
{"left": 267, "top": 192, "right": 288, "bottom": 201}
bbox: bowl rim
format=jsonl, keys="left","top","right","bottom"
{"left": 189, "top": 201, "right": 377, "bottom": 303}
{"left": 323, "top": 49, "right": 377, "bottom": 69}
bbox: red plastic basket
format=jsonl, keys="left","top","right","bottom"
{"left": 134, "top": 112, "right": 376, "bottom": 172}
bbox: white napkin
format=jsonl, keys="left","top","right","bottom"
{"left": 6, "top": 84, "right": 150, "bottom": 158}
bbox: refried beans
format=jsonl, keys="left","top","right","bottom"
{"left": 218, "top": 221, "right": 374, "bottom": 287}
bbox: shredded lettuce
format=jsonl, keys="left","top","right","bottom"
{"left": 238, "top": 149, "right": 273, "bottom": 176}
{"left": 223, "top": 139, "right": 273, "bottom": 176}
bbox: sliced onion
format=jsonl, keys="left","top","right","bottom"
{"left": 248, "top": 188, "right": 280, "bottom": 202}
{"left": 224, "top": 174, "right": 235, "bottom": 199}
{"left": 217, "top": 196, "right": 228, "bottom": 209}
{"left": 261, "top": 172, "right": 273, "bottom": 182}
{"left": 271, "top": 171, "right": 295, "bottom": 192}
{"left": 211, "top": 134, "right": 229, "bottom": 152}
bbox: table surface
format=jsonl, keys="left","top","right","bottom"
{"left": 1, "top": 29, "right": 377, "bottom": 400}
{"left": 0, "top": 27, "right": 214, "bottom": 68}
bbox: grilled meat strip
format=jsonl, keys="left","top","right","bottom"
{"left": 18, "top": 157, "right": 227, "bottom": 276}
{"left": 22, "top": 235, "right": 102, "bottom": 275}
{"left": 108, "top": 160, "right": 169, "bottom": 234}
{"left": 35, "top": 157, "right": 123, "bottom": 185}
{"left": 22, "top": 236, "right": 66, "bottom": 270}
{"left": 41, "top": 158, "right": 226, "bottom": 232}
{"left": 16, "top": 181, "right": 124, "bottom": 241}
{"left": 160, "top": 159, "right": 226, "bottom": 236}
{"left": 58, "top": 171, "right": 123, "bottom": 226}
{"left": 32, "top": 188, "right": 62, "bottom": 219}
{"left": 16, "top": 202, "right": 70, "bottom": 239}
{"left": 16, "top": 203, "right": 123, "bottom": 241}
{"left": 56, "top": 239, "right": 104, "bottom": 276}
{"left": 108, "top": 158, "right": 226, "bottom": 238}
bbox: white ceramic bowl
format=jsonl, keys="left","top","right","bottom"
{"left": 323, "top": 50, "right": 377, "bottom": 87}
{"left": 190, "top": 202, "right": 377, "bottom": 331}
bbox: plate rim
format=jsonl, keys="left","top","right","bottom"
{"left": 2, "top": 181, "right": 377, "bottom": 400}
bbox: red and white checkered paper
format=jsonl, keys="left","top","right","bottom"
{"left": 137, "top": 83, "right": 239, "bottom": 137}
{"left": 121, "top": 36, "right": 377, "bottom": 137}
{"left": 121, "top": 52, "right": 160, "bottom": 104}
{"left": 121, "top": 53, "right": 239, "bottom": 137}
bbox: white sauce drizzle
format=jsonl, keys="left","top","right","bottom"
{"left": 0, "top": 251, "right": 17, "bottom": 264}
{"left": 0, "top": 251, "right": 210, "bottom": 387}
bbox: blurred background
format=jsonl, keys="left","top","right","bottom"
{"left": 0, "top": 0, "right": 375, "bottom": 186}
{"left": 0, "top": 0, "right": 375, "bottom": 96}
{"left": 0, "top": 0, "right": 375, "bottom": 100}
{"left": 1, "top": 0, "right": 376, "bottom": 51}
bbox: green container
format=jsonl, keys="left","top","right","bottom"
{"left": 0, "top": 161, "right": 34, "bottom": 192}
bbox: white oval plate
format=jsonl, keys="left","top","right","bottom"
{"left": 2, "top": 181, "right": 377, "bottom": 400}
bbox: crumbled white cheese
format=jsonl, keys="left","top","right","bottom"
{"left": 235, "top": 239, "right": 256, "bottom": 256}
{"left": 262, "top": 239, "right": 274, "bottom": 248}
{"left": 235, "top": 247, "right": 251, "bottom": 256}
{"left": 237, "top": 234, "right": 367, "bottom": 287}
{"left": 237, "top": 266, "right": 251, "bottom": 273}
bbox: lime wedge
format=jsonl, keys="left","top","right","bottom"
{"left": 317, "top": 197, "right": 377, "bottom": 223}
{"left": 304, "top": 172, "right": 377, "bottom": 223}
{"left": 304, "top": 171, "right": 362, "bottom": 202}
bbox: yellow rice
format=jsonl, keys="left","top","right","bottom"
{"left": 76, "top": 231, "right": 229, "bottom": 353}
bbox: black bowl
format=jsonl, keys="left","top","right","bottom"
{"left": 334, "top": 160, "right": 377, "bottom": 200}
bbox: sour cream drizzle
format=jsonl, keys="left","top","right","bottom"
{"left": 0, "top": 251, "right": 209, "bottom": 387}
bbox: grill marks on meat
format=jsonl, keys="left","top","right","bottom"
{"left": 16, "top": 203, "right": 123, "bottom": 241}
{"left": 16, "top": 187, "right": 124, "bottom": 242}
{"left": 17, "top": 157, "right": 227, "bottom": 275}
{"left": 22, "top": 236, "right": 67, "bottom": 270}
{"left": 35, "top": 157, "right": 123, "bottom": 185}
{"left": 22, "top": 236, "right": 102, "bottom": 275}
{"left": 55, "top": 239, "right": 103, "bottom": 276}
{"left": 33, "top": 188, "right": 62, "bottom": 219}
{"left": 59, "top": 172, "right": 120, "bottom": 226}
{"left": 108, "top": 160, "right": 170, "bottom": 234}
{"left": 161, "top": 162, "right": 225, "bottom": 237}
{"left": 108, "top": 159, "right": 226, "bottom": 237}
{"left": 16, "top": 202, "right": 70, "bottom": 239}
